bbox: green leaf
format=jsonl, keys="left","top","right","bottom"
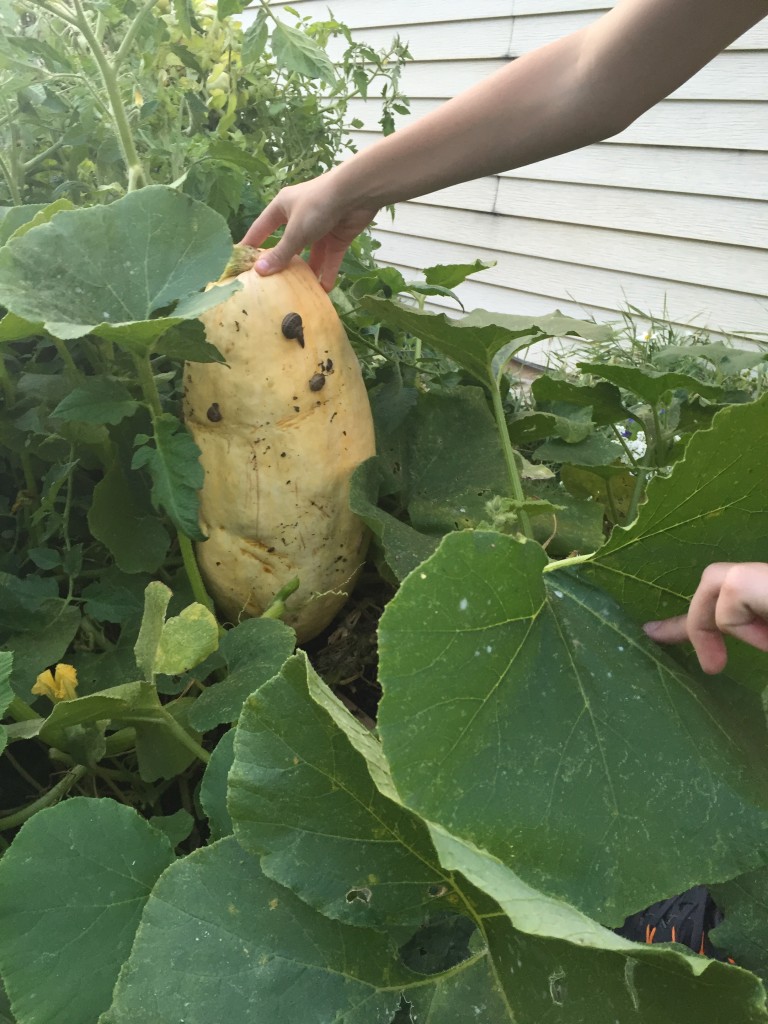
{"left": 525, "top": 480, "right": 606, "bottom": 558}
{"left": 216, "top": 0, "right": 250, "bottom": 17}
{"left": 711, "top": 866, "right": 768, "bottom": 982}
{"left": 654, "top": 342, "right": 768, "bottom": 377}
{"left": 533, "top": 432, "right": 624, "bottom": 467}
{"left": 242, "top": 17, "right": 269, "bottom": 65}
{"left": 88, "top": 464, "right": 171, "bottom": 574}
{"left": 131, "top": 413, "right": 204, "bottom": 540}
{"left": 532, "top": 375, "right": 629, "bottom": 426}
{"left": 199, "top": 728, "right": 235, "bottom": 840}
{"left": 0, "top": 204, "right": 47, "bottom": 247}
{"left": 148, "top": 808, "right": 195, "bottom": 849}
{"left": 578, "top": 362, "right": 723, "bottom": 406}
{"left": 0, "top": 798, "right": 173, "bottom": 1024}
{"left": 5, "top": 605, "right": 81, "bottom": 703}
{"left": 0, "top": 650, "right": 13, "bottom": 755}
{"left": 52, "top": 378, "right": 139, "bottom": 425}
{"left": 0, "top": 311, "right": 40, "bottom": 343}
{"left": 429, "top": 827, "right": 768, "bottom": 1024}
{"left": 271, "top": 20, "right": 337, "bottom": 86}
{"left": 507, "top": 408, "right": 594, "bottom": 446}
{"left": 187, "top": 616, "right": 295, "bottom": 732}
{"left": 423, "top": 259, "right": 495, "bottom": 289}
{"left": 0, "top": 187, "right": 240, "bottom": 351}
{"left": 102, "top": 837, "right": 498, "bottom": 1024}
{"left": 363, "top": 299, "right": 610, "bottom": 385}
{"left": 584, "top": 394, "right": 768, "bottom": 689}
{"left": 153, "top": 318, "right": 226, "bottom": 364}
{"left": 349, "top": 459, "right": 439, "bottom": 582}
{"left": 229, "top": 652, "right": 451, "bottom": 929}
{"left": 5, "top": 199, "right": 74, "bottom": 242}
{"left": 405, "top": 387, "right": 510, "bottom": 533}
{"left": 377, "top": 530, "right": 768, "bottom": 922}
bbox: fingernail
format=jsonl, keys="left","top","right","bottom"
{"left": 255, "top": 256, "right": 276, "bottom": 274}
{"left": 643, "top": 621, "right": 660, "bottom": 635}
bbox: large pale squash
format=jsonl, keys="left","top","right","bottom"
{"left": 183, "top": 246, "right": 375, "bottom": 642}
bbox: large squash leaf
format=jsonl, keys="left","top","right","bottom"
{"left": 0, "top": 186, "right": 239, "bottom": 352}
{"left": 0, "top": 799, "right": 173, "bottom": 1024}
{"left": 377, "top": 530, "right": 768, "bottom": 923}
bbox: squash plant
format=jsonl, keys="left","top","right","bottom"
{"left": 2, "top": 4, "right": 768, "bottom": 1024}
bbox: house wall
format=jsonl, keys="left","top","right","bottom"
{"left": 244, "top": 2, "right": 768, "bottom": 352}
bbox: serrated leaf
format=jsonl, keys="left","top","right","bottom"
{"left": 52, "top": 378, "right": 138, "bottom": 425}
{"left": 271, "top": 20, "right": 337, "bottom": 86}
{"left": 583, "top": 394, "right": 768, "bottom": 688}
{"left": 0, "top": 187, "right": 240, "bottom": 351}
{"left": 131, "top": 413, "right": 204, "bottom": 539}
{"left": 0, "top": 799, "right": 173, "bottom": 1024}
{"left": 229, "top": 652, "right": 451, "bottom": 929}
{"left": 88, "top": 464, "right": 171, "bottom": 574}
{"left": 187, "top": 616, "right": 294, "bottom": 732}
{"left": 377, "top": 530, "right": 768, "bottom": 922}
{"left": 154, "top": 318, "right": 226, "bottom": 364}
{"left": 423, "top": 259, "right": 495, "bottom": 289}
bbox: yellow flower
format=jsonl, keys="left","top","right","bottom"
{"left": 32, "top": 663, "right": 79, "bottom": 703}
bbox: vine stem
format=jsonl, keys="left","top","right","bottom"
{"left": 179, "top": 533, "right": 216, "bottom": 616}
{"left": 134, "top": 352, "right": 217, "bottom": 616}
{"left": 0, "top": 765, "right": 87, "bottom": 831}
{"left": 488, "top": 369, "right": 533, "bottom": 540}
{"left": 158, "top": 710, "right": 210, "bottom": 764}
{"left": 69, "top": 0, "right": 149, "bottom": 190}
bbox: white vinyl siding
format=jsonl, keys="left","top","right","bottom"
{"left": 247, "top": 2, "right": 768, "bottom": 346}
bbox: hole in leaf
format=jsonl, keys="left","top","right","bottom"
{"left": 345, "top": 886, "right": 372, "bottom": 904}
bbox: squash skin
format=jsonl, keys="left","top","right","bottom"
{"left": 183, "top": 248, "right": 375, "bottom": 642}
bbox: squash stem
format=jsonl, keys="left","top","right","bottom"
{"left": 178, "top": 533, "right": 217, "bottom": 618}
{"left": 0, "top": 765, "right": 88, "bottom": 831}
{"left": 488, "top": 369, "right": 532, "bottom": 540}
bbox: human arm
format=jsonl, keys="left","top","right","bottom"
{"left": 643, "top": 563, "right": 768, "bottom": 674}
{"left": 242, "top": 0, "right": 767, "bottom": 288}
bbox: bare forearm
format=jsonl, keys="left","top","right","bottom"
{"left": 331, "top": 0, "right": 767, "bottom": 209}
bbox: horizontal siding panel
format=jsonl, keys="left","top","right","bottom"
{"left": 418, "top": 178, "right": 768, "bottom": 248}
{"left": 347, "top": 133, "right": 768, "bottom": 202}
{"left": 378, "top": 202, "right": 768, "bottom": 295}
{"left": 347, "top": 98, "right": 768, "bottom": 151}
{"left": 371, "top": 233, "right": 768, "bottom": 336}
{"left": 398, "top": 53, "right": 767, "bottom": 102}
{"left": 261, "top": 1, "right": 615, "bottom": 29}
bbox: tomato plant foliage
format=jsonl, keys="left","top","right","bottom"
{"left": 1, "top": 1, "right": 768, "bottom": 1022}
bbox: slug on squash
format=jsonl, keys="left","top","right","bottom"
{"left": 183, "top": 245, "right": 375, "bottom": 642}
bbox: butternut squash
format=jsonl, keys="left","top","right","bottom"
{"left": 183, "top": 246, "right": 375, "bottom": 642}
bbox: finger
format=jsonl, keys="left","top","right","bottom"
{"left": 714, "top": 563, "right": 768, "bottom": 651}
{"left": 239, "top": 201, "right": 288, "bottom": 249}
{"left": 309, "top": 236, "right": 348, "bottom": 292}
{"left": 643, "top": 615, "right": 689, "bottom": 644}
